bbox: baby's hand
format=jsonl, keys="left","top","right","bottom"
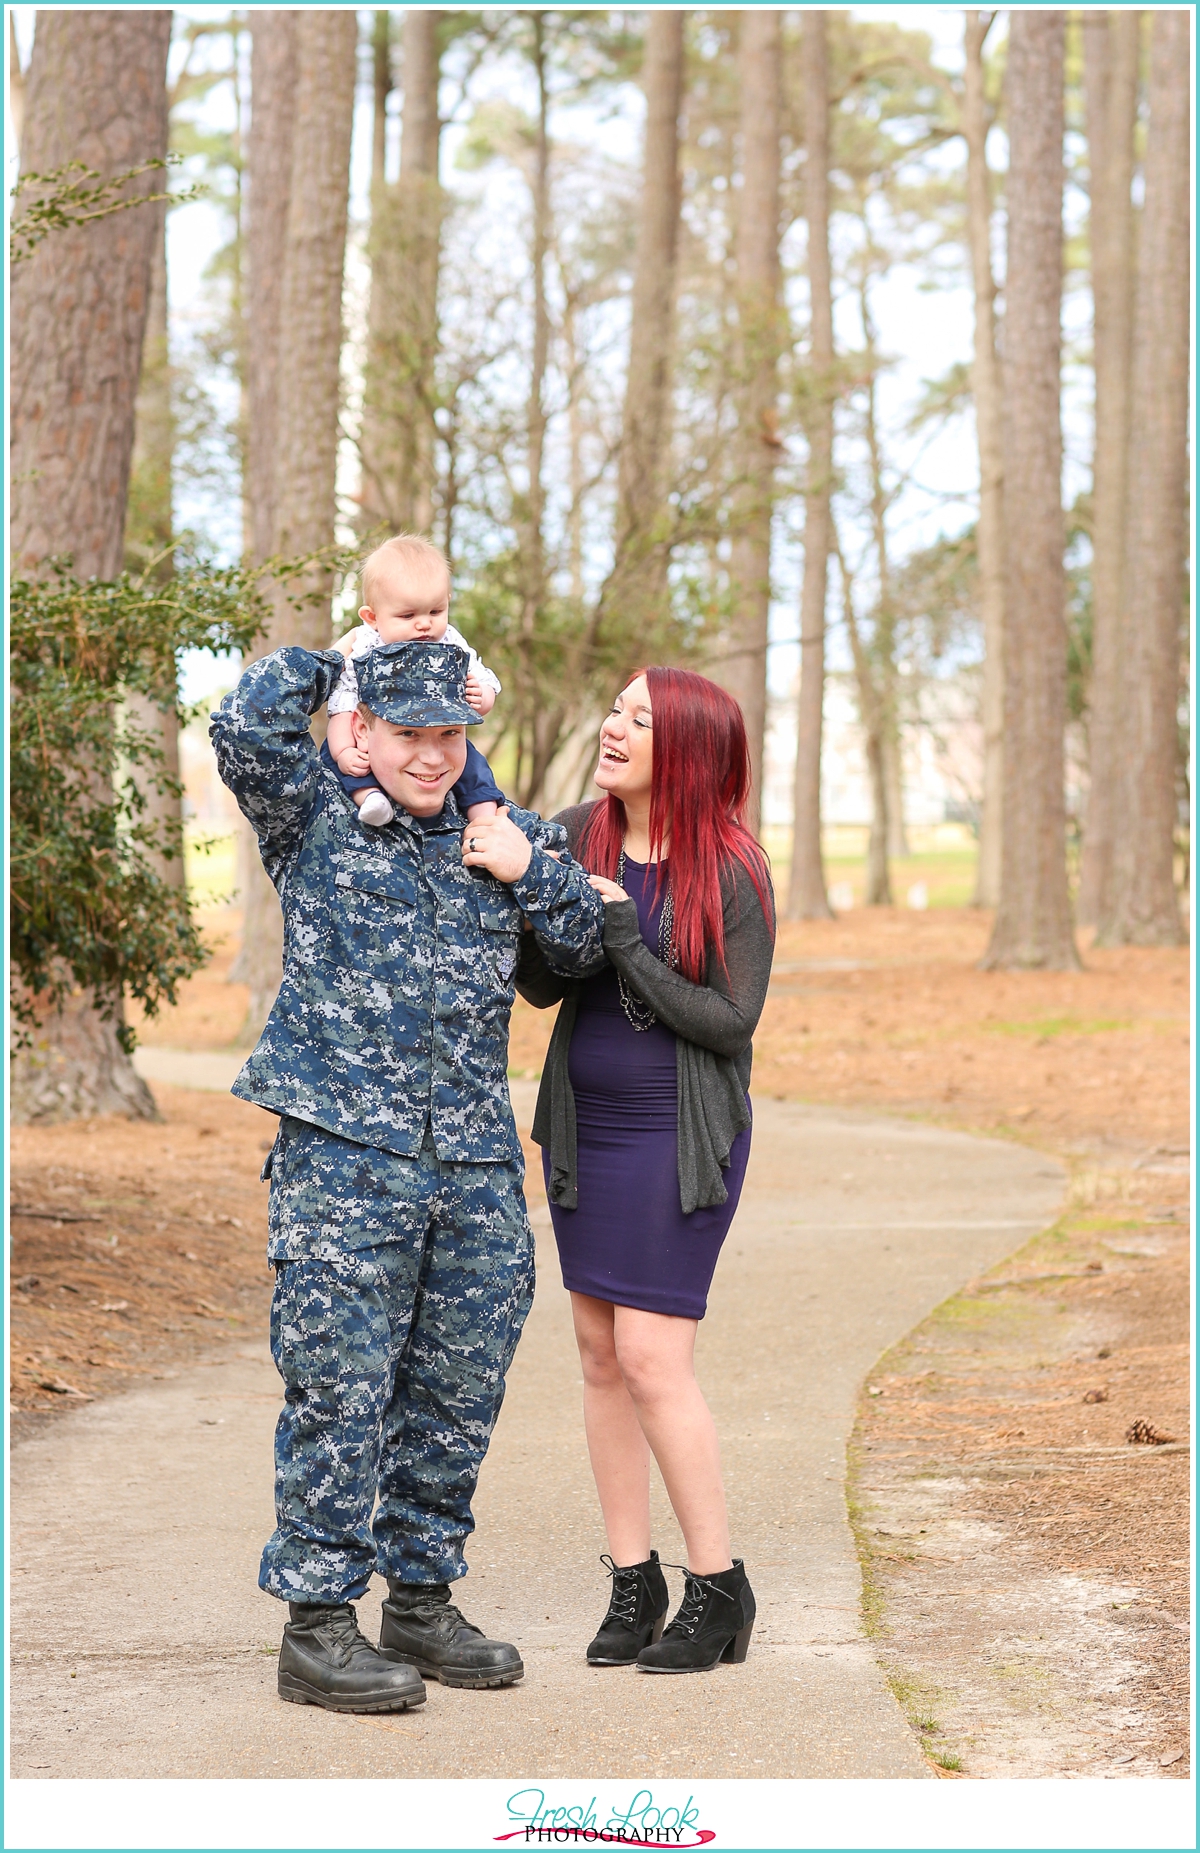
{"left": 336, "top": 744, "right": 371, "bottom": 776}
{"left": 464, "top": 673, "right": 495, "bottom": 715}
{"left": 334, "top": 628, "right": 363, "bottom": 658}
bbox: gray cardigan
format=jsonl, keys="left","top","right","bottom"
{"left": 516, "top": 801, "right": 776, "bottom": 1214}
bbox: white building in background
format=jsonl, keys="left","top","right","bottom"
{"left": 762, "top": 667, "right": 984, "bottom": 833}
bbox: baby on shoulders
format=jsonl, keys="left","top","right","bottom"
{"left": 326, "top": 533, "right": 504, "bottom": 827}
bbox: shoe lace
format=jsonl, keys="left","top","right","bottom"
{"left": 406, "top": 1595, "right": 482, "bottom": 1639}
{"left": 311, "top": 1605, "right": 371, "bottom": 1662}
{"left": 659, "top": 1565, "right": 735, "bottom": 1640}
{"left": 599, "top": 1554, "right": 641, "bottom": 1627}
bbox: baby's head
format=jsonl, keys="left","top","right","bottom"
{"left": 359, "top": 534, "right": 451, "bottom": 644}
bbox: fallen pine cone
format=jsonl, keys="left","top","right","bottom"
{"left": 1083, "top": 1388, "right": 1109, "bottom": 1404}
{"left": 1126, "top": 1419, "right": 1175, "bottom": 1446}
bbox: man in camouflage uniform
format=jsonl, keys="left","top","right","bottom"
{"left": 211, "top": 638, "right": 604, "bottom": 1713}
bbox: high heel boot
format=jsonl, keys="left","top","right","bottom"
{"left": 636, "top": 1560, "right": 755, "bottom": 1674}
{"left": 586, "top": 1552, "right": 670, "bottom": 1665}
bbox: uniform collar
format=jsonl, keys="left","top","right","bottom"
{"left": 391, "top": 792, "right": 465, "bottom": 837}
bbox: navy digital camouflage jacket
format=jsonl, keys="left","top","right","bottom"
{"left": 210, "top": 646, "right": 606, "bottom": 1164}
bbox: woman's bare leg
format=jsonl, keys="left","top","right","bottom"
{"left": 570, "top": 1292, "right": 652, "bottom": 1565}
{"left": 612, "top": 1305, "right": 733, "bottom": 1575}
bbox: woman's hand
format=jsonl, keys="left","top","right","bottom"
{"left": 587, "top": 874, "right": 631, "bottom": 904}
{"left": 461, "top": 806, "right": 533, "bottom": 882}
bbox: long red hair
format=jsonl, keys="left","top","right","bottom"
{"left": 578, "top": 667, "right": 774, "bottom": 981}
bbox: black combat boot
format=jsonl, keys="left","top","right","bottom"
{"left": 586, "top": 1552, "right": 670, "bottom": 1666}
{"left": 636, "top": 1560, "right": 755, "bottom": 1674}
{"left": 379, "top": 1581, "right": 524, "bottom": 1689}
{"left": 278, "top": 1602, "right": 427, "bottom": 1712}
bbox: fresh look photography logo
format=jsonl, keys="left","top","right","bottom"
{"left": 495, "top": 1787, "right": 715, "bottom": 1847}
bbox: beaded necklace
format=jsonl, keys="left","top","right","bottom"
{"left": 615, "top": 848, "right": 677, "bottom": 1032}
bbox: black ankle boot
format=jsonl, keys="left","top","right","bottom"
{"left": 636, "top": 1560, "right": 755, "bottom": 1674}
{"left": 379, "top": 1581, "right": 524, "bottom": 1689}
{"left": 587, "top": 1552, "right": 670, "bottom": 1666}
{"left": 278, "top": 1602, "right": 427, "bottom": 1712}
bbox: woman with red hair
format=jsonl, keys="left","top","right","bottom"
{"left": 518, "top": 666, "right": 775, "bottom": 1674}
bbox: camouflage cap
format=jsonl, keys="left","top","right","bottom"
{"left": 354, "top": 639, "right": 481, "bottom": 727}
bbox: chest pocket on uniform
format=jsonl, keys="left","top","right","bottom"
{"left": 334, "top": 861, "right": 418, "bottom": 965}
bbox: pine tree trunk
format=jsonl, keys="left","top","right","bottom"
{"left": 787, "top": 10, "right": 834, "bottom": 919}
{"left": 360, "top": 8, "right": 443, "bottom": 533}
{"left": 860, "top": 279, "right": 908, "bottom": 871}
{"left": 125, "top": 200, "right": 184, "bottom": 893}
{"left": 235, "top": 9, "right": 357, "bottom": 1040}
{"left": 515, "top": 16, "right": 555, "bottom": 809}
{"left": 1078, "top": 11, "right": 1141, "bottom": 925}
{"left": 726, "top": 7, "right": 782, "bottom": 836}
{"left": 598, "top": 9, "right": 684, "bottom": 633}
{"left": 835, "top": 530, "right": 892, "bottom": 906}
{"left": 982, "top": 13, "right": 1079, "bottom": 972}
{"left": 963, "top": 9, "right": 1006, "bottom": 908}
{"left": 10, "top": 9, "right": 172, "bottom": 1123}
{"left": 882, "top": 729, "right": 908, "bottom": 862}
{"left": 1095, "top": 11, "right": 1188, "bottom": 948}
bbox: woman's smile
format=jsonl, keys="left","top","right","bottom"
{"left": 594, "top": 675, "right": 653, "bottom": 801}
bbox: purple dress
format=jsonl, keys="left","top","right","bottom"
{"left": 543, "top": 857, "right": 752, "bottom": 1320}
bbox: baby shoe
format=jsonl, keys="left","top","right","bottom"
{"left": 357, "top": 790, "right": 395, "bottom": 828}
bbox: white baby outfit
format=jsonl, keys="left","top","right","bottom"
{"left": 327, "top": 624, "right": 501, "bottom": 716}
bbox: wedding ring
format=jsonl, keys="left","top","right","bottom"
{"left": 469, "top": 837, "right": 478, "bottom": 853}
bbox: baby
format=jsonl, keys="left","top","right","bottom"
{"left": 326, "top": 533, "right": 504, "bottom": 827}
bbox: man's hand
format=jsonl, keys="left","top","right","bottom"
{"left": 464, "top": 673, "right": 496, "bottom": 716}
{"left": 461, "top": 806, "right": 533, "bottom": 883}
{"left": 336, "top": 743, "right": 371, "bottom": 776}
{"left": 587, "top": 874, "right": 631, "bottom": 904}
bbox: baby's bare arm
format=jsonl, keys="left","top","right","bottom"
{"left": 465, "top": 674, "right": 497, "bottom": 717}
{"left": 327, "top": 709, "right": 369, "bottom": 774}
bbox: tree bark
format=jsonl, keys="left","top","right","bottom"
{"left": 982, "top": 12, "right": 1079, "bottom": 971}
{"left": 9, "top": 13, "right": 25, "bottom": 147}
{"left": 787, "top": 10, "right": 834, "bottom": 919}
{"left": 125, "top": 199, "right": 184, "bottom": 893}
{"left": 859, "top": 276, "right": 908, "bottom": 880}
{"left": 1095, "top": 11, "right": 1188, "bottom": 947}
{"left": 230, "top": 10, "right": 298, "bottom": 1005}
{"left": 360, "top": 8, "right": 443, "bottom": 533}
{"left": 833, "top": 527, "right": 892, "bottom": 905}
{"left": 1078, "top": 10, "right": 1141, "bottom": 925}
{"left": 12, "top": 10, "right": 172, "bottom": 582}
{"left": 10, "top": 8, "right": 172, "bottom": 1122}
{"left": 963, "top": 8, "right": 1006, "bottom": 908}
{"left": 726, "top": 7, "right": 783, "bottom": 836}
{"left": 235, "top": 8, "right": 356, "bottom": 1040}
{"left": 599, "top": 9, "right": 685, "bottom": 633}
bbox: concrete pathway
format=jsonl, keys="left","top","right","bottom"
{"left": 11, "top": 1082, "right": 1064, "bottom": 1780}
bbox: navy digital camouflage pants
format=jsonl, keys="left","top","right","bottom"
{"left": 258, "top": 1117, "right": 535, "bottom": 1604}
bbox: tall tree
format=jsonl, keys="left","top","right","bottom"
{"left": 236, "top": 8, "right": 357, "bottom": 1040}
{"left": 726, "top": 7, "right": 783, "bottom": 835}
{"left": 1096, "top": 11, "right": 1188, "bottom": 947}
{"left": 787, "top": 9, "right": 834, "bottom": 919}
{"left": 963, "top": 9, "right": 1005, "bottom": 908}
{"left": 1078, "top": 10, "right": 1141, "bottom": 925}
{"left": 599, "top": 9, "right": 685, "bottom": 635}
{"left": 229, "top": 10, "right": 297, "bottom": 1009}
{"left": 982, "top": 12, "right": 1078, "bottom": 971}
{"left": 360, "top": 8, "right": 444, "bottom": 533}
{"left": 10, "top": 8, "right": 172, "bottom": 1121}
{"left": 124, "top": 200, "right": 184, "bottom": 893}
